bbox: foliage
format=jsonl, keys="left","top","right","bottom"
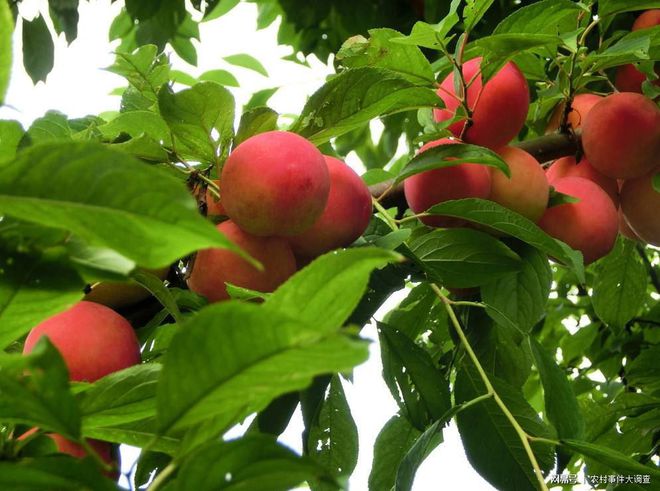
{"left": 1, "top": 0, "right": 659, "bottom": 490}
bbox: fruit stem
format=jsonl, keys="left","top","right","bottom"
{"left": 80, "top": 438, "right": 113, "bottom": 473}
{"left": 148, "top": 461, "right": 177, "bottom": 491}
{"left": 431, "top": 284, "right": 550, "bottom": 491}
{"left": 372, "top": 197, "right": 399, "bottom": 231}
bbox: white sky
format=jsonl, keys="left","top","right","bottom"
{"left": 3, "top": 1, "right": 496, "bottom": 490}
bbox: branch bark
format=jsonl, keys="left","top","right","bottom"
{"left": 370, "top": 130, "right": 581, "bottom": 209}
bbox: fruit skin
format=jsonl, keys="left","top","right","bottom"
{"left": 538, "top": 177, "right": 618, "bottom": 264}
{"left": 546, "top": 93, "right": 602, "bottom": 132}
{"left": 581, "top": 92, "right": 660, "bottom": 179}
{"left": 288, "top": 156, "right": 372, "bottom": 258}
{"left": 489, "top": 146, "right": 549, "bottom": 223}
{"left": 403, "top": 138, "right": 492, "bottom": 227}
{"left": 205, "top": 180, "right": 226, "bottom": 216}
{"left": 633, "top": 9, "right": 660, "bottom": 30}
{"left": 618, "top": 208, "right": 641, "bottom": 241}
{"left": 23, "top": 301, "right": 141, "bottom": 382}
{"left": 620, "top": 171, "right": 660, "bottom": 246}
{"left": 220, "top": 131, "right": 330, "bottom": 237}
{"left": 84, "top": 267, "right": 169, "bottom": 309}
{"left": 546, "top": 156, "right": 619, "bottom": 207}
{"left": 188, "top": 220, "right": 296, "bottom": 303}
{"left": 433, "top": 57, "right": 529, "bottom": 149}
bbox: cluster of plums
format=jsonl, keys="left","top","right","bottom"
{"left": 189, "top": 130, "right": 373, "bottom": 302}
{"left": 407, "top": 44, "right": 659, "bottom": 267}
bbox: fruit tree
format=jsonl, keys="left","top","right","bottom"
{"left": 0, "top": 1, "right": 659, "bottom": 490}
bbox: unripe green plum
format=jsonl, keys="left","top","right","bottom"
{"left": 84, "top": 267, "right": 169, "bottom": 309}
{"left": 581, "top": 92, "right": 660, "bottom": 179}
{"left": 433, "top": 57, "right": 529, "bottom": 149}
{"left": 188, "top": 220, "right": 296, "bottom": 302}
{"left": 403, "top": 138, "right": 492, "bottom": 227}
{"left": 546, "top": 93, "right": 603, "bottom": 133}
{"left": 23, "top": 301, "right": 141, "bottom": 382}
{"left": 620, "top": 171, "right": 660, "bottom": 246}
{"left": 288, "top": 156, "right": 372, "bottom": 258}
{"left": 490, "top": 146, "right": 549, "bottom": 222}
{"left": 546, "top": 156, "right": 619, "bottom": 207}
{"left": 538, "top": 177, "right": 618, "bottom": 264}
{"left": 220, "top": 131, "right": 330, "bottom": 236}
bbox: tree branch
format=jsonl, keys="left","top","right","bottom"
{"left": 369, "top": 130, "right": 581, "bottom": 209}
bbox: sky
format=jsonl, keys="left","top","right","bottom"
{"left": 2, "top": 1, "right": 498, "bottom": 490}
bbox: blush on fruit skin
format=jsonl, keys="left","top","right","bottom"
{"left": 620, "top": 171, "right": 660, "bottom": 246}
{"left": 581, "top": 92, "right": 660, "bottom": 179}
{"left": 632, "top": 9, "right": 660, "bottom": 30}
{"left": 23, "top": 301, "right": 141, "bottom": 383}
{"left": 546, "top": 93, "right": 603, "bottom": 133}
{"left": 489, "top": 146, "right": 549, "bottom": 223}
{"left": 188, "top": 220, "right": 297, "bottom": 303}
{"left": 403, "top": 138, "right": 492, "bottom": 228}
{"left": 546, "top": 156, "right": 619, "bottom": 207}
{"left": 288, "top": 156, "right": 372, "bottom": 259}
{"left": 220, "top": 131, "right": 330, "bottom": 237}
{"left": 538, "top": 177, "right": 619, "bottom": 265}
{"left": 433, "top": 57, "right": 529, "bottom": 149}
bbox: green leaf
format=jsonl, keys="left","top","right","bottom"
{"left": 493, "top": 0, "right": 582, "bottom": 35}
{"left": 132, "top": 269, "right": 182, "bottom": 323}
{"left": 244, "top": 87, "right": 279, "bottom": 110}
{"left": 22, "top": 14, "right": 54, "bottom": 84}
{"left": 383, "top": 283, "right": 442, "bottom": 340}
{"left": 106, "top": 44, "right": 170, "bottom": 103}
{"left": 291, "top": 67, "right": 441, "bottom": 145}
{"left": 455, "top": 365, "right": 555, "bottom": 490}
{"left": 22, "top": 110, "right": 73, "bottom": 146}
{"left": 425, "top": 198, "right": 584, "bottom": 280}
{"left": 266, "top": 247, "right": 399, "bottom": 334}
{"left": 235, "top": 107, "right": 279, "bottom": 146}
{"left": 156, "top": 302, "right": 369, "bottom": 439}
{"left": 395, "top": 142, "right": 510, "bottom": 184}
{"left": 626, "top": 345, "right": 660, "bottom": 392}
{"left": 598, "top": 0, "right": 660, "bottom": 17}
{"left": 171, "top": 35, "right": 197, "bottom": 66}
{"left": 560, "top": 439, "right": 660, "bottom": 478}
{"left": 158, "top": 81, "right": 235, "bottom": 163}
{"left": 0, "top": 120, "right": 25, "bottom": 162}
{"left": 410, "top": 228, "right": 522, "bottom": 288}
{"left": 198, "top": 69, "right": 239, "bottom": 87}
{"left": 390, "top": 0, "right": 461, "bottom": 50}
{"left": 335, "top": 28, "right": 434, "bottom": 85}
{"left": 368, "top": 414, "right": 422, "bottom": 491}
{"left": 79, "top": 364, "right": 160, "bottom": 431}
{"left": 394, "top": 419, "right": 443, "bottom": 491}
{"left": 481, "top": 245, "right": 551, "bottom": 332}
{"left": 379, "top": 323, "right": 451, "bottom": 429}
{"left": 463, "top": 0, "right": 495, "bottom": 32}
{"left": 83, "top": 418, "right": 179, "bottom": 455}
{"left": 223, "top": 53, "right": 268, "bottom": 76}
{"left": 97, "top": 110, "right": 171, "bottom": 144}
{"left": 584, "top": 28, "right": 656, "bottom": 71}
{"left": 170, "top": 69, "right": 197, "bottom": 86}
{"left": 0, "top": 142, "right": 238, "bottom": 268}
{"left": 203, "top": 0, "right": 240, "bottom": 21}
{"left": 592, "top": 238, "right": 647, "bottom": 332}
{"left": 170, "top": 436, "right": 334, "bottom": 491}
{"left": 49, "top": 0, "right": 80, "bottom": 44}
{"left": 0, "top": 339, "right": 81, "bottom": 439}
{"left": 307, "top": 376, "right": 358, "bottom": 487}
{"left": 0, "top": 456, "right": 116, "bottom": 491}
{"left": 0, "top": 0, "right": 12, "bottom": 104}
{"left": 529, "top": 338, "right": 584, "bottom": 440}
{"left": 361, "top": 168, "right": 394, "bottom": 186}
{"left": 0, "top": 249, "right": 84, "bottom": 349}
